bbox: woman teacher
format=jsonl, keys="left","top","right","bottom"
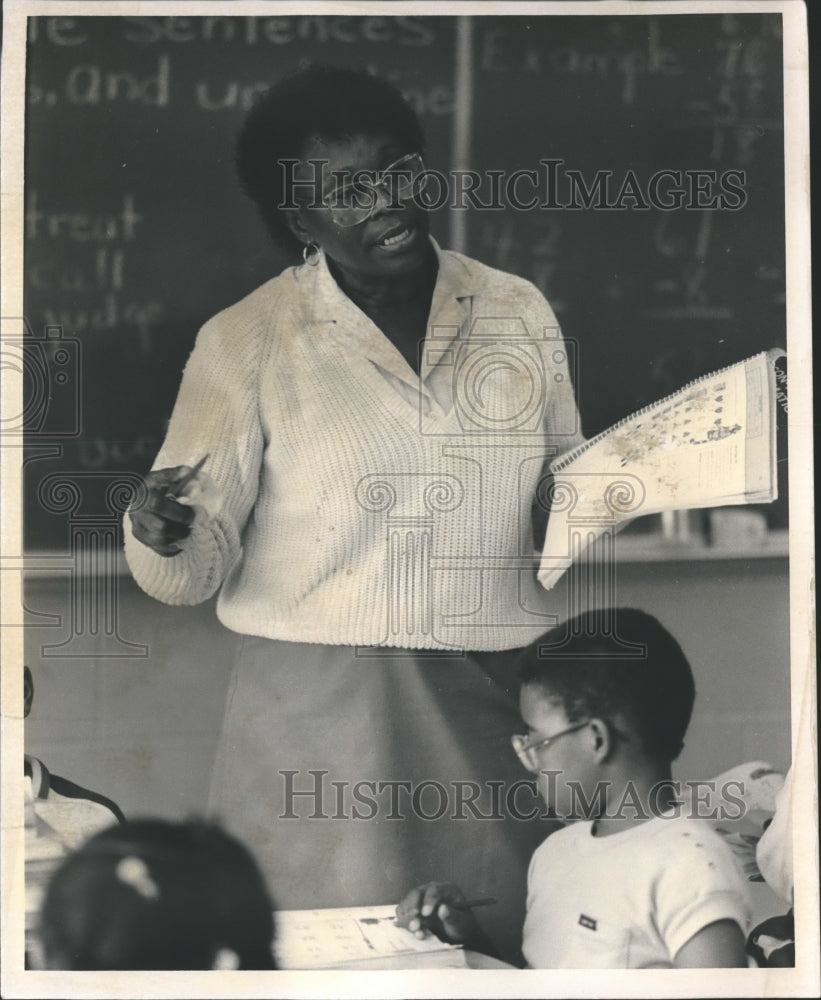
{"left": 125, "top": 66, "right": 584, "bottom": 961}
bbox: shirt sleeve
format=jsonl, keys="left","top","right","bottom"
{"left": 525, "top": 838, "right": 541, "bottom": 909}
{"left": 756, "top": 766, "right": 794, "bottom": 904}
{"left": 123, "top": 310, "right": 268, "bottom": 606}
{"left": 653, "top": 821, "right": 752, "bottom": 961}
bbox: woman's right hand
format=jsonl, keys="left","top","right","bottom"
{"left": 129, "top": 467, "right": 198, "bottom": 557}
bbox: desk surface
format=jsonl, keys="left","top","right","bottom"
{"left": 312, "top": 949, "right": 515, "bottom": 970}
{"left": 274, "top": 904, "right": 517, "bottom": 970}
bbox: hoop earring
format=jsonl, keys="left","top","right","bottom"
{"left": 419, "top": 184, "right": 437, "bottom": 208}
{"left": 302, "top": 243, "right": 320, "bottom": 267}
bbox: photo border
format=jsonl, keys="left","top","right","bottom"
{"left": 1, "top": 2, "right": 816, "bottom": 997}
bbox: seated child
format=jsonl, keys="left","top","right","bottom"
{"left": 24, "top": 663, "right": 127, "bottom": 966}
{"left": 38, "top": 818, "right": 277, "bottom": 970}
{"left": 396, "top": 608, "right": 751, "bottom": 968}
{"left": 24, "top": 665, "right": 126, "bottom": 847}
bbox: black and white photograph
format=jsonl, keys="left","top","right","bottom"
{"left": 1, "top": 1, "right": 817, "bottom": 997}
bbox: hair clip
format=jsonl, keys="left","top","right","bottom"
{"left": 213, "top": 947, "right": 240, "bottom": 970}
{"left": 115, "top": 856, "right": 160, "bottom": 900}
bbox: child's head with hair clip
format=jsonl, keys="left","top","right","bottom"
{"left": 39, "top": 818, "right": 276, "bottom": 970}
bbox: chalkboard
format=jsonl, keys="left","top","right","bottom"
{"left": 467, "top": 14, "right": 785, "bottom": 433}
{"left": 19, "top": 12, "right": 787, "bottom": 549}
{"left": 21, "top": 13, "right": 457, "bottom": 549}
{"left": 464, "top": 13, "right": 787, "bottom": 529}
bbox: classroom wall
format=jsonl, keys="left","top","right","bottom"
{"left": 23, "top": 556, "right": 791, "bottom": 822}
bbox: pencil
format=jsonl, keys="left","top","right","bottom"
{"left": 167, "top": 454, "right": 209, "bottom": 499}
{"left": 386, "top": 897, "right": 497, "bottom": 922}
{"left": 452, "top": 897, "right": 497, "bottom": 911}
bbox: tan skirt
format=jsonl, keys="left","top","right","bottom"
{"left": 207, "top": 637, "right": 557, "bottom": 963}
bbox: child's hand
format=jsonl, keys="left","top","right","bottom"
{"left": 395, "top": 882, "right": 479, "bottom": 945}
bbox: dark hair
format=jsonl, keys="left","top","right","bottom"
{"left": 23, "top": 665, "right": 33, "bottom": 718}
{"left": 235, "top": 65, "right": 425, "bottom": 254}
{"left": 518, "top": 608, "right": 695, "bottom": 764}
{"left": 40, "top": 818, "right": 276, "bottom": 970}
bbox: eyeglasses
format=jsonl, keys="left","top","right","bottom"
{"left": 510, "top": 720, "right": 591, "bottom": 771}
{"left": 316, "top": 152, "right": 427, "bottom": 228}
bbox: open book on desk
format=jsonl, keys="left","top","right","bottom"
{"left": 538, "top": 349, "right": 784, "bottom": 590}
{"left": 274, "top": 904, "right": 469, "bottom": 970}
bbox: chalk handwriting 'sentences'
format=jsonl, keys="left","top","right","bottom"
{"left": 27, "top": 15, "right": 437, "bottom": 48}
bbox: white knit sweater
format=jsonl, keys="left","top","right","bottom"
{"left": 124, "top": 242, "right": 584, "bottom": 650}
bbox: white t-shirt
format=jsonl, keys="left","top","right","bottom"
{"left": 522, "top": 816, "right": 751, "bottom": 968}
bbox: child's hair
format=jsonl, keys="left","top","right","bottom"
{"left": 518, "top": 608, "right": 695, "bottom": 763}
{"left": 39, "top": 818, "right": 276, "bottom": 970}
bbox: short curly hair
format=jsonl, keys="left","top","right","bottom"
{"left": 235, "top": 65, "right": 426, "bottom": 255}
{"left": 518, "top": 608, "right": 696, "bottom": 764}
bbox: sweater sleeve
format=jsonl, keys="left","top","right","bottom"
{"left": 515, "top": 282, "right": 585, "bottom": 554}
{"left": 123, "top": 308, "right": 268, "bottom": 606}
{"left": 520, "top": 281, "right": 585, "bottom": 455}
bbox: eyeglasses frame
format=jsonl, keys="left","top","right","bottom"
{"left": 292, "top": 152, "right": 428, "bottom": 228}
{"left": 510, "top": 719, "right": 592, "bottom": 771}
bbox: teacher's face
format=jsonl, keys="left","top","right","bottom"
{"left": 285, "top": 133, "right": 431, "bottom": 282}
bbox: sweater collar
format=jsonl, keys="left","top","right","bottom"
{"left": 304, "top": 237, "right": 483, "bottom": 324}
{"left": 301, "top": 237, "right": 480, "bottom": 388}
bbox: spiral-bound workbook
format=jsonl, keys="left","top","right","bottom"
{"left": 538, "top": 349, "right": 784, "bottom": 590}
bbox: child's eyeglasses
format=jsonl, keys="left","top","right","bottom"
{"left": 510, "top": 720, "right": 591, "bottom": 771}
{"left": 317, "top": 153, "right": 427, "bottom": 228}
